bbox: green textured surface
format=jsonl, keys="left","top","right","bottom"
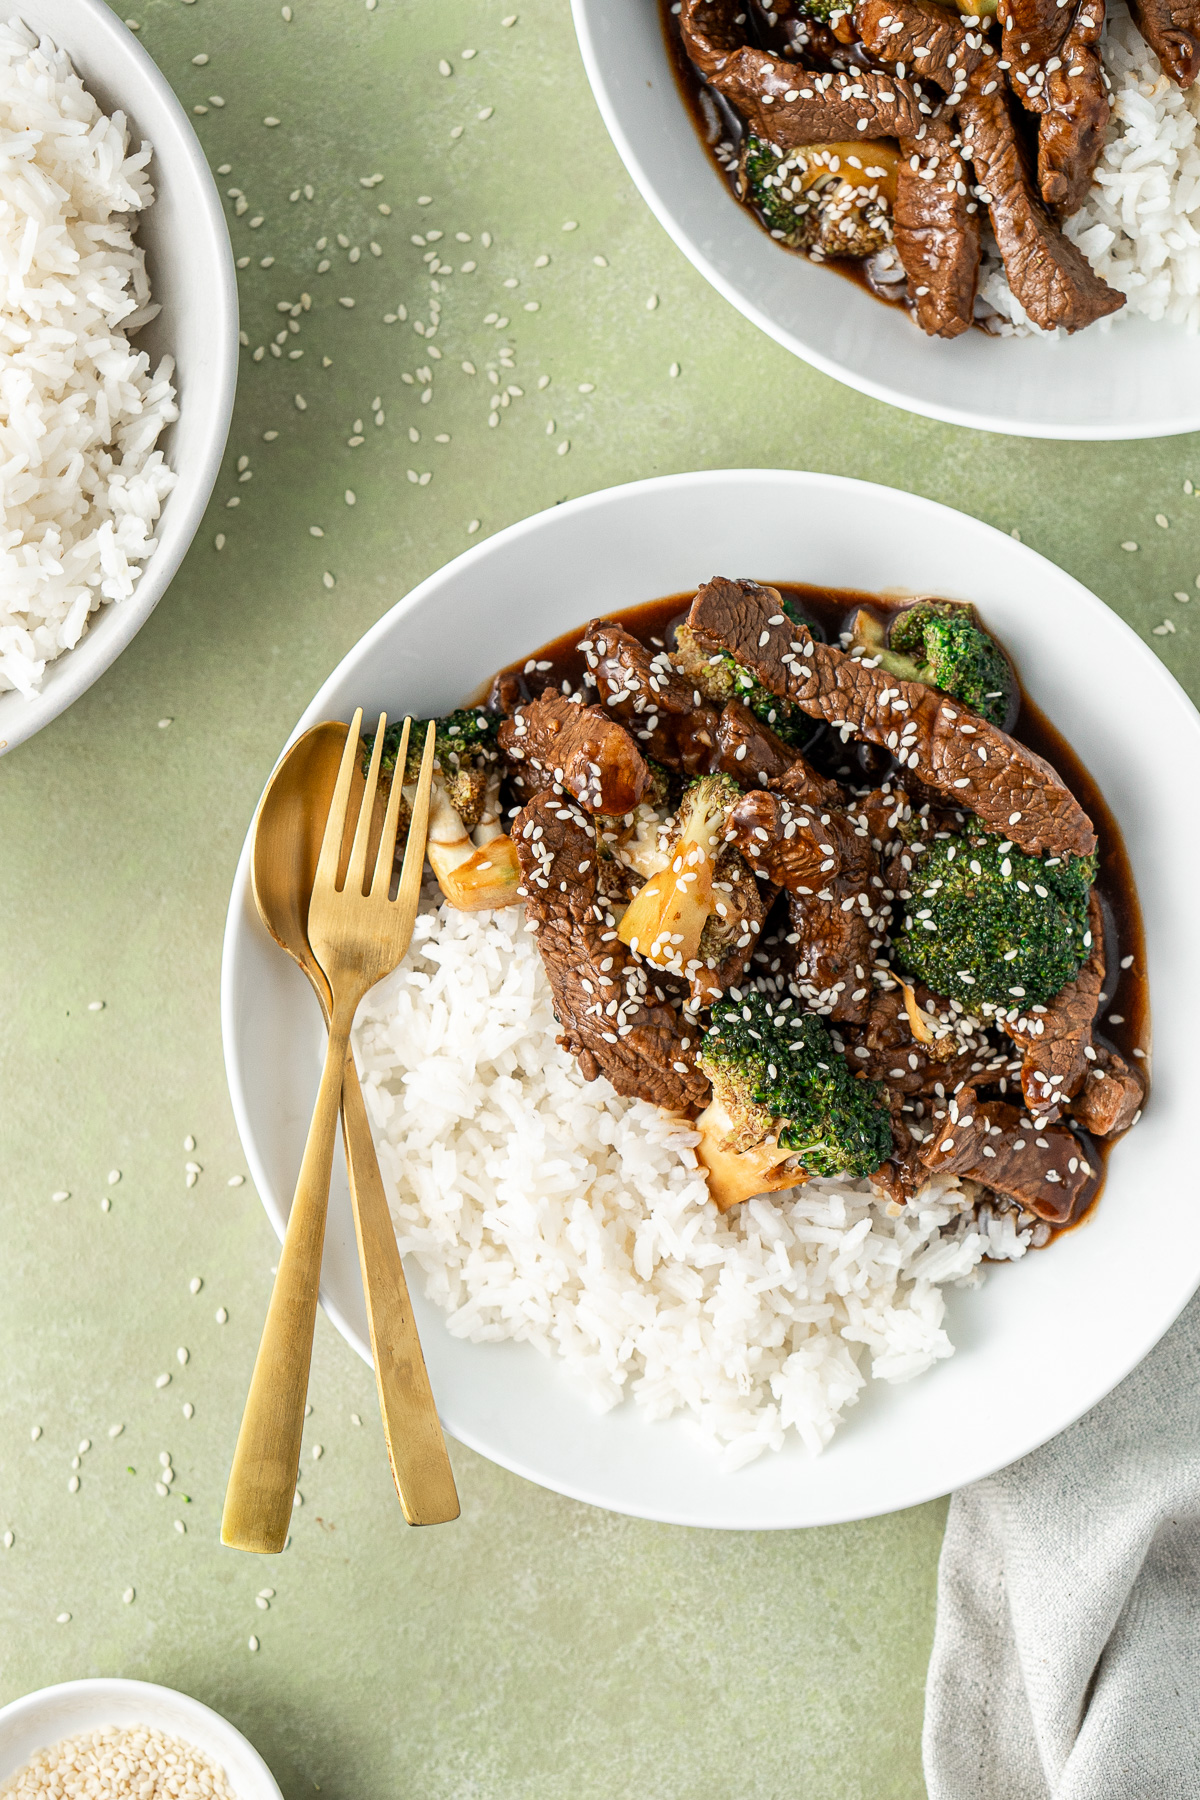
{"left": 2, "top": 1, "right": 1199, "bottom": 1795}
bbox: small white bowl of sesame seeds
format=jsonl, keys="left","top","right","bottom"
{"left": 0, "top": 1680, "right": 283, "bottom": 1799}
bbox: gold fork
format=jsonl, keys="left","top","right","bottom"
{"left": 222, "top": 711, "right": 458, "bottom": 1553}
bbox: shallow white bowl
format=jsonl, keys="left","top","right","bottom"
{"left": 222, "top": 469, "right": 1200, "bottom": 1527}
{"left": 0, "top": 1679, "right": 282, "bottom": 1798}
{"left": 0, "top": 0, "right": 237, "bottom": 758}
{"left": 570, "top": 0, "right": 1200, "bottom": 439}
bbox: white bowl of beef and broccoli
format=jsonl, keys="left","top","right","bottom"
{"left": 570, "top": 0, "right": 1200, "bottom": 436}
{"left": 225, "top": 472, "right": 1200, "bottom": 1523}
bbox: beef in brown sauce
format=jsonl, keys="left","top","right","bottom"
{"left": 957, "top": 65, "right": 1124, "bottom": 331}
{"left": 483, "top": 581, "right": 1146, "bottom": 1240}
{"left": 513, "top": 791, "right": 710, "bottom": 1111}
{"left": 498, "top": 690, "right": 649, "bottom": 815}
{"left": 686, "top": 576, "right": 1097, "bottom": 857}
{"left": 893, "top": 124, "right": 982, "bottom": 337}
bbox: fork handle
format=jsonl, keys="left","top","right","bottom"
{"left": 341, "top": 1054, "right": 460, "bottom": 1525}
{"left": 221, "top": 1005, "right": 352, "bottom": 1554}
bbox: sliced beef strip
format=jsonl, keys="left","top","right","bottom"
{"left": 958, "top": 66, "right": 1124, "bottom": 332}
{"left": 498, "top": 691, "right": 649, "bottom": 817}
{"left": 1068, "top": 1046, "right": 1145, "bottom": 1137}
{"left": 1034, "top": 0, "right": 1110, "bottom": 215}
{"left": 894, "top": 123, "right": 982, "bottom": 337}
{"left": 1003, "top": 891, "right": 1104, "bottom": 1118}
{"left": 1127, "top": 0, "right": 1200, "bottom": 87}
{"left": 853, "top": 0, "right": 986, "bottom": 99}
{"left": 724, "top": 787, "right": 833, "bottom": 892}
{"left": 844, "top": 984, "right": 989, "bottom": 1097}
{"left": 918, "top": 1086, "right": 1093, "bottom": 1222}
{"left": 513, "top": 792, "right": 710, "bottom": 1112}
{"left": 872, "top": 1102, "right": 937, "bottom": 1204}
{"left": 686, "top": 577, "right": 1097, "bottom": 859}
{"left": 679, "top": 0, "right": 935, "bottom": 143}
{"left": 584, "top": 620, "right": 719, "bottom": 776}
{"left": 724, "top": 789, "right": 883, "bottom": 1023}
{"left": 670, "top": 691, "right": 844, "bottom": 805}
{"left": 997, "top": 0, "right": 1076, "bottom": 92}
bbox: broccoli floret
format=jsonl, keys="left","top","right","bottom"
{"left": 372, "top": 708, "right": 497, "bottom": 780}
{"left": 740, "top": 136, "right": 891, "bottom": 259}
{"left": 890, "top": 829, "right": 1096, "bottom": 1011}
{"left": 853, "top": 602, "right": 1016, "bottom": 729}
{"left": 368, "top": 709, "right": 499, "bottom": 829}
{"left": 698, "top": 991, "right": 893, "bottom": 1180}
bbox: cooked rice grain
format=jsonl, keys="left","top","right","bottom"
{"left": 0, "top": 17, "right": 177, "bottom": 698}
{"left": 1068, "top": 1, "right": 1200, "bottom": 330}
{"left": 355, "top": 902, "right": 1031, "bottom": 1467}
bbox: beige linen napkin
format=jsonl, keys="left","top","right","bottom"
{"left": 923, "top": 1288, "right": 1200, "bottom": 1800}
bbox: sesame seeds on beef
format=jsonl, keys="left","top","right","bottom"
{"left": 679, "top": 0, "right": 935, "bottom": 144}
{"left": 498, "top": 689, "right": 650, "bottom": 816}
{"left": 686, "top": 576, "right": 1098, "bottom": 859}
{"left": 512, "top": 790, "right": 710, "bottom": 1112}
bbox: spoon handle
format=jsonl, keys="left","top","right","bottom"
{"left": 221, "top": 1010, "right": 349, "bottom": 1554}
{"left": 341, "top": 1050, "right": 460, "bottom": 1525}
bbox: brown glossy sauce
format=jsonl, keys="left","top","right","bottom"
{"left": 496, "top": 583, "right": 1150, "bottom": 1232}
{"left": 658, "top": 0, "right": 904, "bottom": 311}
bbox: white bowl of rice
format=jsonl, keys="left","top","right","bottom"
{"left": 222, "top": 469, "right": 1200, "bottom": 1528}
{"left": 0, "top": 1, "right": 236, "bottom": 756}
{"left": 0, "top": 1679, "right": 282, "bottom": 1798}
{"left": 572, "top": 0, "right": 1200, "bottom": 438}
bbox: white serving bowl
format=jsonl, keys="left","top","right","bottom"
{"left": 570, "top": 0, "right": 1200, "bottom": 439}
{"left": 222, "top": 470, "right": 1200, "bottom": 1528}
{"left": 0, "top": 1679, "right": 282, "bottom": 1798}
{"left": 0, "top": 0, "right": 237, "bottom": 758}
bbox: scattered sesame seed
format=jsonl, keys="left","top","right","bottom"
{"left": 108, "top": 1423, "right": 124, "bottom": 1438}
{"left": 350, "top": 1413, "right": 362, "bottom": 1425}
{"left": 215, "top": 1307, "right": 228, "bottom": 1324}
{"left": 562, "top": 219, "right": 577, "bottom": 231}
{"left": 177, "top": 1347, "right": 189, "bottom": 1365}
{"left": 30, "top": 1426, "right": 41, "bottom": 1441}
{"left": 184, "top": 1135, "right": 196, "bottom": 1152}
{"left": 345, "top": 490, "right": 356, "bottom": 505}
{"left": 312, "top": 1444, "right": 323, "bottom": 1460}
{"left": 467, "top": 519, "right": 481, "bottom": 534}
{"left": 323, "top": 572, "right": 335, "bottom": 589}
{"left": 123, "top": 1587, "right": 135, "bottom": 1603}
{"left": 294, "top": 394, "right": 307, "bottom": 410}
{"left": 155, "top": 1373, "right": 171, "bottom": 1389}
{"left": 557, "top": 439, "right": 569, "bottom": 455}
{"left": 439, "top": 58, "right": 452, "bottom": 75}
{"left": 56, "top": 1613, "right": 71, "bottom": 1625}
{"left": 593, "top": 254, "right": 607, "bottom": 267}
{"left": 1156, "top": 513, "right": 1169, "bottom": 528}
{"left": 478, "top": 106, "right": 494, "bottom": 120}
{"left": 52, "top": 1190, "right": 69, "bottom": 1203}
{"left": 1121, "top": 540, "right": 1138, "bottom": 552}
{"left": 263, "top": 117, "right": 280, "bottom": 127}
{"left": 88, "top": 1000, "right": 105, "bottom": 1012}
{"left": 174, "top": 1520, "right": 186, "bottom": 1534}
{"left": 3, "top": 1532, "right": 12, "bottom": 1549}
{"left": 248, "top": 1635, "right": 260, "bottom": 1651}
{"left": 182, "top": 1403, "right": 194, "bottom": 1420}
{"left": 309, "top": 525, "right": 324, "bottom": 537}
{"left": 107, "top": 1169, "right": 120, "bottom": 1185}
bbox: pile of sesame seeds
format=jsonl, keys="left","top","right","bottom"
{"left": 0, "top": 1725, "right": 235, "bottom": 1799}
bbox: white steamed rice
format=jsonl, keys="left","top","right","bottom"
{"left": 0, "top": 17, "right": 177, "bottom": 699}
{"left": 355, "top": 900, "right": 1033, "bottom": 1467}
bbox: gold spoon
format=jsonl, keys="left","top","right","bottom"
{"left": 225, "top": 719, "right": 459, "bottom": 1550}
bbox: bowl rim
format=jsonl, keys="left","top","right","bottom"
{"left": 0, "top": 0, "right": 238, "bottom": 759}
{"left": 568, "top": 0, "right": 1200, "bottom": 443}
{"left": 0, "top": 1677, "right": 283, "bottom": 1798}
{"left": 221, "top": 468, "right": 1200, "bottom": 1528}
